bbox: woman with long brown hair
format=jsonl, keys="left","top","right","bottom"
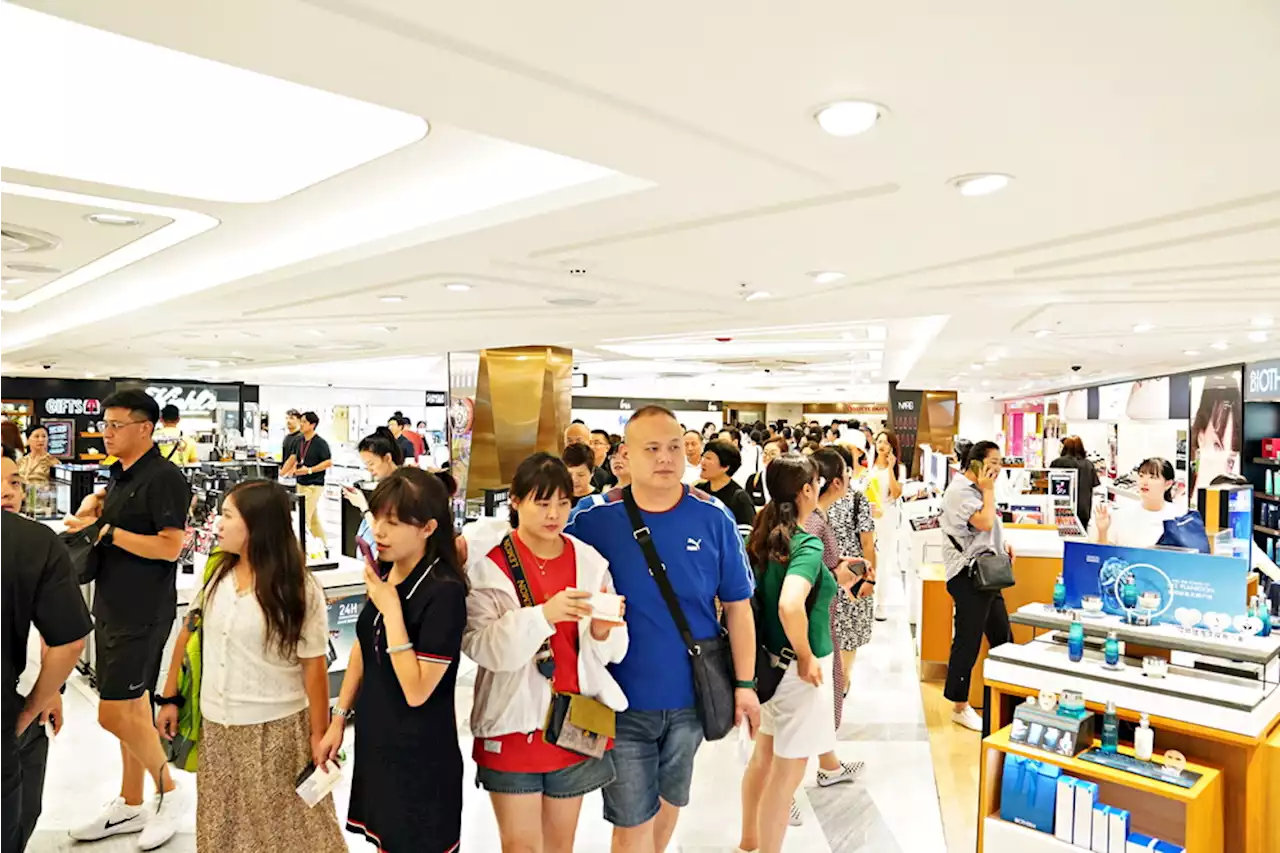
{"left": 157, "top": 479, "right": 344, "bottom": 851}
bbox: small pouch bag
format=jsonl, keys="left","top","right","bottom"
{"left": 544, "top": 693, "right": 615, "bottom": 759}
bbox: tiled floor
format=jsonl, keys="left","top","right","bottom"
{"left": 27, "top": 567, "right": 949, "bottom": 852}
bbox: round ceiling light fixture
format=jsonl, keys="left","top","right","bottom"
{"left": 1248, "top": 330, "right": 1269, "bottom": 343}
{"left": 1184, "top": 349, "right": 1200, "bottom": 356}
{"left": 814, "top": 100, "right": 884, "bottom": 137}
{"left": 950, "top": 173, "right": 1013, "bottom": 197}
{"left": 807, "top": 270, "right": 846, "bottom": 285}
{"left": 1132, "top": 323, "right": 1155, "bottom": 333}
{"left": 1253, "top": 316, "right": 1274, "bottom": 328}
{"left": 1209, "top": 341, "right": 1229, "bottom": 350}
{"left": 85, "top": 212, "right": 140, "bottom": 226}
{"left": 379, "top": 295, "right": 406, "bottom": 303}
{"left": 1033, "top": 329, "right": 1052, "bottom": 338}
{"left": 444, "top": 282, "right": 472, "bottom": 292}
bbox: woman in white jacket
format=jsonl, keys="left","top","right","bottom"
{"left": 462, "top": 452, "right": 629, "bottom": 853}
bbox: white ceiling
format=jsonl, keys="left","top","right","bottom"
{"left": 2, "top": 0, "right": 1278, "bottom": 403}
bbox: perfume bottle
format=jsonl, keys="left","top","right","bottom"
{"left": 1121, "top": 578, "right": 1138, "bottom": 610}
{"left": 1134, "top": 712, "right": 1154, "bottom": 761}
{"left": 1102, "top": 700, "right": 1119, "bottom": 754}
{"left": 1053, "top": 575, "right": 1066, "bottom": 610}
{"left": 1104, "top": 630, "right": 1120, "bottom": 668}
{"left": 1068, "top": 613, "right": 1085, "bottom": 663}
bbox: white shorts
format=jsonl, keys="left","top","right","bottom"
{"left": 758, "top": 654, "right": 837, "bottom": 759}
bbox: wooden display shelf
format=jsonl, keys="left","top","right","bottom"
{"left": 982, "top": 815, "right": 1077, "bottom": 853}
{"left": 979, "top": 725, "right": 1224, "bottom": 853}
{"left": 1256, "top": 524, "right": 1280, "bottom": 537}
{"left": 79, "top": 431, "right": 103, "bottom": 438}
{"left": 1256, "top": 493, "right": 1280, "bottom": 504}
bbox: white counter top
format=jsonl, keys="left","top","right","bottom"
{"left": 1004, "top": 526, "right": 1072, "bottom": 559}
{"left": 176, "top": 555, "right": 367, "bottom": 604}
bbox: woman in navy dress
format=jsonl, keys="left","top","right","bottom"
{"left": 319, "top": 468, "right": 468, "bottom": 852}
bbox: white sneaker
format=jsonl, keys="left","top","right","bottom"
{"left": 874, "top": 602, "right": 887, "bottom": 621}
{"left": 952, "top": 706, "right": 984, "bottom": 732}
{"left": 137, "top": 781, "right": 185, "bottom": 850}
{"left": 69, "top": 797, "right": 147, "bottom": 841}
{"left": 789, "top": 798, "right": 803, "bottom": 826}
{"left": 816, "top": 759, "right": 865, "bottom": 787}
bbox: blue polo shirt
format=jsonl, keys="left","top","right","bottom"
{"left": 565, "top": 486, "right": 754, "bottom": 711}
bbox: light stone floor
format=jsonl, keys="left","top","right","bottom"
{"left": 27, "top": 567, "right": 949, "bottom": 852}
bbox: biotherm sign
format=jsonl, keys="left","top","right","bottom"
{"left": 1245, "top": 359, "right": 1280, "bottom": 401}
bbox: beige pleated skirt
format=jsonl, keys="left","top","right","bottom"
{"left": 198, "top": 708, "right": 347, "bottom": 852}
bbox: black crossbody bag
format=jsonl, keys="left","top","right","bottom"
{"left": 494, "top": 535, "right": 614, "bottom": 758}
{"left": 620, "top": 487, "right": 736, "bottom": 741}
{"left": 944, "top": 531, "right": 1015, "bottom": 592}
{"left": 752, "top": 570, "right": 820, "bottom": 703}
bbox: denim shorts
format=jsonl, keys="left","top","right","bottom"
{"left": 602, "top": 708, "right": 704, "bottom": 828}
{"left": 476, "top": 752, "right": 616, "bottom": 799}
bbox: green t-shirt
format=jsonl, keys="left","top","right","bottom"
{"left": 758, "top": 531, "right": 835, "bottom": 659}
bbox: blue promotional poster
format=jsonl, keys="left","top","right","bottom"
{"left": 1062, "top": 541, "right": 1248, "bottom": 630}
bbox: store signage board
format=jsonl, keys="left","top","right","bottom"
{"left": 144, "top": 385, "right": 221, "bottom": 415}
{"left": 44, "top": 398, "right": 100, "bottom": 416}
{"left": 424, "top": 390, "right": 448, "bottom": 406}
{"left": 1062, "top": 540, "right": 1248, "bottom": 627}
{"left": 1245, "top": 358, "right": 1280, "bottom": 401}
{"left": 42, "top": 419, "right": 74, "bottom": 459}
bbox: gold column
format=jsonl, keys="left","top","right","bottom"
{"left": 465, "top": 345, "right": 572, "bottom": 496}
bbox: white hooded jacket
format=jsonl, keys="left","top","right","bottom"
{"left": 461, "top": 517, "right": 629, "bottom": 741}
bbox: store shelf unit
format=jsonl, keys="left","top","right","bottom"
{"left": 1254, "top": 458, "right": 1280, "bottom": 467}
{"left": 979, "top": 726, "right": 1223, "bottom": 853}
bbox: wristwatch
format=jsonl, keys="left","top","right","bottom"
{"left": 155, "top": 694, "right": 184, "bottom": 708}
{"left": 332, "top": 705, "right": 354, "bottom": 721}
{"left": 734, "top": 679, "right": 758, "bottom": 690}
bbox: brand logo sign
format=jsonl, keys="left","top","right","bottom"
{"left": 897, "top": 400, "right": 915, "bottom": 411}
{"left": 145, "top": 385, "right": 219, "bottom": 414}
{"left": 1245, "top": 360, "right": 1280, "bottom": 400}
{"left": 424, "top": 391, "right": 448, "bottom": 406}
{"left": 45, "top": 398, "right": 100, "bottom": 416}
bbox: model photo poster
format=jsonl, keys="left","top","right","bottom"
{"left": 1188, "top": 369, "right": 1243, "bottom": 498}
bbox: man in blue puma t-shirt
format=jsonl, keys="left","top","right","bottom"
{"left": 567, "top": 406, "right": 757, "bottom": 853}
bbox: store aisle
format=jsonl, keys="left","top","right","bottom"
{"left": 27, "top": 571, "right": 945, "bottom": 853}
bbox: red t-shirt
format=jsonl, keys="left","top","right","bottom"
{"left": 473, "top": 532, "right": 595, "bottom": 773}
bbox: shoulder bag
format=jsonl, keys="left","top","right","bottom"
{"left": 752, "top": 563, "right": 820, "bottom": 703}
{"left": 495, "top": 535, "right": 614, "bottom": 758}
{"left": 164, "top": 560, "right": 220, "bottom": 772}
{"left": 944, "top": 531, "right": 1015, "bottom": 592}
{"left": 59, "top": 481, "right": 143, "bottom": 584}
{"left": 621, "top": 487, "right": 736, "bottom": 741}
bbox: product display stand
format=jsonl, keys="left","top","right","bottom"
{"left": 979, "top": 725, "right": 1223, "bottom": 853}
{"left": 983, "top": 603, "right": 1280, "bottom": 853}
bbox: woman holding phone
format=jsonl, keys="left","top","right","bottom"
{"left": 344, "top": 427, "right": 405, "bottom": 555}
{"left": 318, "top": 468, "right": 468, "bottom": 853}
{"left": 738, "top": 453, "right": 857, "bottom": 853}
{"left": 460, "top": 452, "right": 629, "bottom": 853}
{"left": 156, "top": 480, "right": 344, "bottom": 851}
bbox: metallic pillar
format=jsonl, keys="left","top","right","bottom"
{"left": 450, "top": 346, "right": 572, "bottom": 498}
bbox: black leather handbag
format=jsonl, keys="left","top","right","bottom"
{"left": 60, "top": 521, "right": 104, "bottom": 584}
{"left": 621, "top": 487, "right": 736, "bottom": 741}
{"left": 946, "top": 532, "right": 1015, "bottom": 592}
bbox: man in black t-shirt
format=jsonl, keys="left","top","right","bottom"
{"left": 281, "top": 407, "right": 303, "bottom": 468}
{"left": 2, "top": 448, "right": 93, "bottom": 853}
{"left": 289, "top": 411, "right": 332, "bottom": 556}
{"left": 63, "top": 389, "right": 192, "bottom": 849}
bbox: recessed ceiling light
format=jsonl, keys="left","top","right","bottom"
{"left": 743, "top": 291, "right": 772, "bottom": 302}
{"left": 981, "top": 379, "right": 992, "bottom": 386}
{"left": 85, "top": 212, "right": 139, "bottom": 226}
{"left": 546, "top": 296, "right": 599, "bottom": 307}
{"left": 970, "top": 363, "right": 984, "bottom": 371}
{"left": 308, "top": 329, "right": 324, "bottom": 336}
{"left": 1248, "top": 330, "right": 1269, "bottom": 343}
{"left": 986, "top": 354, "right": 1000, "bottom": 362}
{"left": 807, "top": 270, "right": 846, "bottom": 285}
{"left": 444, "top": 282, "right": 472, "bottom": 292}
{"left": 813, "top": 100, "right": 883, "bottom": 137}
{"left": 1210, "top": 341, "right": 1229, "bottom": 350}
{"left": 379, "top": 295, "right": 405, "bottom": 303}
{"left": 1184, "top": 349, "right": 1200, "bottom": 356}
{"left": 1032, "top": 329, "right": 1052, "bottom": 338}
{"left": 1253, "top": 316, "right": 1275, "bottom": 328}
{"left": 370, "top": 325, "right": 396, "bottom": 333}
{"left": 950, "top": 173, "right": 1013, "bottom": 197}
{"left": 1132, "top": 323, "right": 1155, "bottom": 333}
{"left": 84, "top": 372, "right": 96, "bottom": 378}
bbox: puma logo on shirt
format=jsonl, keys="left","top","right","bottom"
{"left": 686, "top": 538, "right": 702, "bottom": 552}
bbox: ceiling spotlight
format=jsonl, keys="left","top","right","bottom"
{"left": 85, "top": 212, "right": 140, "bottom": 226}
{"left": 1209, "top": 341, "right": 1229, "bottom": 350}
{"left": 1032, "top": 329, "right": 1052, "bottom": 338}
{"left": 1184, "top": 350, "right": 1200, "bottom": 356}
{"left": 1253, "top": 316, "right": 1275, "bottom": 328}
{"left": 379, "top": 295, "right": 405, "bottom": 303}
{"left": 444, "top": 282, "right": 472, "bottom": 292}
{"left": 970, "top": 363, "right": 984, "bottom": 371}
{"left": 1248, "top": 330, "right": 1269, "bottom": 343}
{"left": 807, "top": 270, "right": 846, "bottom": 285}
{"left": 814, "top": 100, "right": 883, "bottom": 137}
{"left": 950, "top": 173, "right": 1013, "bottom": 197}
{"left": 1132, "top": 323, "right": 1155, "bottom": 333}
{"left": 743, "top": 291, "right": 772, "bottom": 302}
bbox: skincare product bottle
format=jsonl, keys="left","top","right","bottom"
{"left": 1068, "top": 612, "right": 1085, "bottom": 663}
{"left": 1104, "top": 631, "right": 1120, "bottom": 668}
{"left": 1256, "top": 595, "right": 1273, "bottom": 638}
{"left": 1101, "top": 701, "right": 1119, "bottom": 754}
{"left": 1053, "top": 575, "right": 1066, "bottom": 609}
{"left": 1134, "top": 712, "right": 1154, "bottom": 761}
{"left": 1121, "top": 578, "right": 1138, "bottom": 610}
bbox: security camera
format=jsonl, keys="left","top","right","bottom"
{"left": 1071, "top": 365, "right": 1082, "bottom": 372}
{"left": 763, "top": 368, "right": 772, "bottom": 374}
{"left": 41, "top": 364, "right": 52, "bottom": 370}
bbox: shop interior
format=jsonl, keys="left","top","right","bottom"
{"left": 2, "top": 5, "right": 1280, "bottom": 853}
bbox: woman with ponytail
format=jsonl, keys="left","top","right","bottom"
{"left": 738, "top": 454, "right": 859, "bottom": 853}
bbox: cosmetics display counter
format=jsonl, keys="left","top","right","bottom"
{"left": 979, "top": 724, "right": 1223, "bottom": 853}
{"left": 982, "top": 611, "right": 1280, "bottom": 853}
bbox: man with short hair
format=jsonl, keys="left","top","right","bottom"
{"left": 562, "top": 442, "right": 599, "bottom": 500}
{"left": 63, "top": 390, "right": 192, "bottom": 848}
{"left": 567, "top": 406, "right": 759, "bottom": 853}
{"left": 153, "top": 405, "right": 197, "bottom": 466}
{"left": 387, "top": 416, "right": 418, "bottom": 463}
{"left": 290, "top": 412, "right": 332, "bottom": 556}
{"left": 681, "top": 430, "right": 704, "bottom": 485}
{"left": 589, "top": 429, "right": 617, "bottom": 490}
{"left": 3, "top": 448, "right": 94, "bottom": 853}
{"left": 281, "top": 408, "right": 303, "bottom": 470}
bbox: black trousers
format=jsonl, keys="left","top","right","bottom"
{"left": 944, "top": 570, "right": 1013, "bottom": 703}
{"left": 2, "top": 723, "right": 49, "bottom": 853}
